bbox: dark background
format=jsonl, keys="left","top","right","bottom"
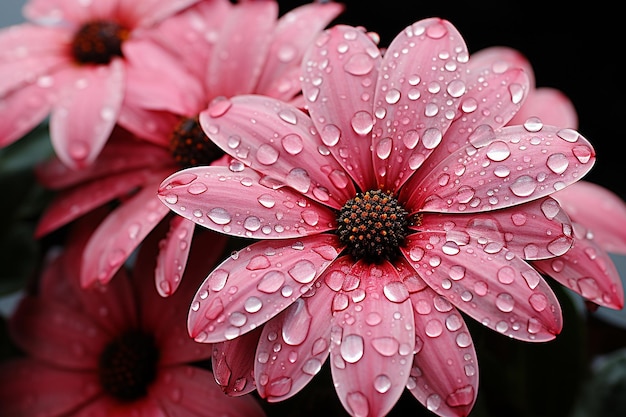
{"left": 279, "top": 1, "right": 625, "bottom": 202}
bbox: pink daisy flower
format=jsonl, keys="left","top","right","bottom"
{"left": 0, "top": 0, "right": 204, "bottom": 169}
{"left": 0, "top": 212, "right": 266, "bottom": 417}
{"left": 157, "top": 19, "right": 600, "bottom": 416}
{"left": 32, "top": 0, "right": 344, "bottom": 295}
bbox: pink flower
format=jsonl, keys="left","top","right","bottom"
{"left": 157, "top": 19, "right": 599, "bottom": 416}
{"left": 0, "top": 212, "right": 266, "bottom": 417}
{"left": 0, "top": 0, "right": 204, "bottom": 169}
{"left": 33, "top": 0, "right": 344, "bottom": 295}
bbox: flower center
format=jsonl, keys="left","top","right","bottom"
{"left": 98, "top": 330, "right": 160, "bottom": 402}
{"left": 71, "top": 21, "right": 129, "bottom": 65}
{"left": 336, "top": 189, "right": 410, "bottom": 263}
{"left": 169, "top": 116, "right": 225, "bottom": 168}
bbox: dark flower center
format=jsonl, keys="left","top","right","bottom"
{"left": 169, "top": 116, "right": 225, "bottom": 168}
{"left": 336, "top": 189, "right": 410, "bottom": 263}
{"left": 98, "top": 330, "right": 160, "bottom": 402}
{"left": 72, "top": 21, "right": 129, "bottom": 65}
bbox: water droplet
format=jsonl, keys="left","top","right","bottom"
{"left": 351, "top": 111, "right": 374, "bottom": 135}
{"left": 256, "top": 144, "right": 279, "bottom": 165}
{"left": 347, "top": 391, "right": 370, "bottom": 417}
{"left": 371, "top": 337, "right": 399, "bottom": 357}
{"left": 486, "top": 141, "right": 511, "bottom": 162}
{"left": 509, "top": 175, "right": 537, "bottom": 197}
{"left": 374, "top": 374, "right": 392, "bottom": 393}
{"left": 495, "top": 292, "right": 515, "bottom": 312}
{"left": 208, "top": 97, "right": 232, "bottom": 117}
{"left": 321, "top": 124, "right": 341, "bottom": 146}
{"left": 257, "top": 271, "right": 286, "bottom": 294}
{"left": 344, "top": 52, "right": 375, "bottom": 75}
{"left": 341, "top": 334, "right": 364, "bottom": 363}
{"left": 282, "top": 133, "right": 304, "bottom": 155}
{"left": 207, "top": 208, "right": 231, "bottom": 225}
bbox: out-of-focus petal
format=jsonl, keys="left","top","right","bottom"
{"left": 372, "top": 18, "right": 469, "bottom": 192}
{"left": 81, "top": 181, "right": 171, "bottom": 287}
{"left": 329, "top": 259, "right": 415, "bottom": 417}
{"left": 206, "top": 1, "right": 277, "bottom": 98}
{"left": 553, "top": 181, "right": 626, "bottom": 254}
{"left": 213, "top": 328, "right": 262, "bottom": 396}
{"left": 510, "top": 87, "right": 578, "bottom": 128}
{"left": 49, "top": 59, "right": 125, "bottom": 169}
{"left": 117, "top": 106, "right": 180, "bottom": 145}
{"left": 417, "top": 197, "right": 574, "bottom": 261}
{"left": 187, "top": 234, "right": 342, "bottom": 342}
{"left": 534, "top": 222, "right": 625, "bottom": 310}
{"left": 158, "top": 165, "right": 337, "bottom": 239}
{"left": 199, "top": 95, "right": 356, "bottom": 209}
{"left": 9, "top": 296, "right": 107, "bottom": 369}
{"left": 123, "top": 39, "right": 205, "bottom": 115}
{"left": 404, "top": 124, "right": 596, "bottom": 213}
{"left": 152, "top": 365, "right": 267, "bottom": 417}
{"left": 35, "top": 167, "right": 162, "bottom": 237}
{"left": 0, "top": 24, "right": 70, "bottom": 95}
{"left": 255, "top": 285, "right": 334, "bottom": 401}
{"left": 469, "top": 46, "right": 534, "bottom": 87}
{"left": 119, "top": 0, "right": 203, "bottom": 28}
{"left": 302, "top": 24, "right": 381, "bottom": 191}
{"left": 408, "top": 286, "right": 478, "bottom": 417}
{"left": 256, "top": 1, "right": 344, "bottom": 101}
{"left": 401, "top": 232, "right": 563, "bottom": 341}
{"left": 70, "top": 392, "right": 166, "bottom": 417}
{"left": 0, "top": 359, "right": 101, "bottom": 417}
{"left": 24, "top": 0, "right": 118, "bottom": 24}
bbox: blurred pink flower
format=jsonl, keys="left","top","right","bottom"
{"left": 33, "top": 0, "right": 344, "bottom": 295}
{"left": 0, "top": 0, "right": 203, "bottom": 169}
{"left": 0, "top": 212, "right": 266, "bottom": 417}
{"left": 157, "top": 19, "right": 598, "bottom": 417}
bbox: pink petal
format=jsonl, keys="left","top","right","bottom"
{"left": 71, "top": 392, "right": 166, "bottom": 417}
{"left": 158, "top": 165, "right": 337, "bottom": 238}
{"left": 9, "top": 296, "right": 107, "bottom": 369}
{"left": 553, "top": 181, "right": 626, "bottom": 254}
{"left": 154, "top": 216, "right": 198, "bottom": 297}
{"left": 0, "top": 76, "right": 55, "bottom": 147}
{"left": 404, "top": 124, "right": 596, "bottom": 213}
{"left": 213, "top": 328, "right": 263, "bottom": 396}
{"left": 423, "top": 63, "right": 529, "bottom": 172}
{"left": 534, "top": 222, "right": 625, "bottom": 310}
{"left": 151, "top": 365, "right": 266, "bottom": 417}
{"left": 199, "top": 95, "right": 356, "bottom": 209}
{"left": 301, "top": 24, "right": 381, "bottom": 191}
{"left": 0, "top": 24, "right": 70, "bottom": 95}
{"left": 401, "top": 232, "right": 563, "bottom": 341}
{"left": 24, "top": 0, "right": 119, "bottom": 24}
{"left": 117, "top": 107, "right": 180, "bottom": 145}
{"left": 206, "top": 1, "right": 277, "bottom": 98}
{"left": 36, "top": 130, "right": 172, "bottom": 189}
{"left": 372, "top": 18, "right": 469, "bottom": 191}
{"left": 255, "top": 285, "right": 334, "bottom": 401}
{"left": 122, "top": 38, "right": 205, "bottom": 115}
{"left": 510, "top": 87, "right": 578, "bottom": 128}
{"left": 408, "top": 286, "right": 478, "bottom": 417}
{"left": 417, "top": 197, "right": 574, "bottom": 261}
{"left": 119, "top": 0, "right": 204, "bottom": 28}
{"left": 329, "top": 259, "right": 415, "bottom": 417}
{"left": 35, "top": 167, "right": 163, "bottom": 237}
{"left": 81, "top": 182, "right": 171, "bottom": 287}
{"left": 50, "top": 59, "right": 125, "bottom": 169}
{"left": 257, "top": 1, "right": 345, "bottom": 101}
{"left": 469, "top": 46, "right": 534, "bottom": 88}
{"left": 0, "top": 359, "right": 101, "bottom": 417}
{"left": 187, "top": 234, "right": 342, "bottom": 343}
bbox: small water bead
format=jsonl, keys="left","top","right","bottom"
{"left": 351, "top": 111, "right": 374, "bottom": 135}
{"left": 344, "top": 52, "right": 375, "bottom": 75}
{"left": 341, "top": 334, "right": 365, "bottom": 363}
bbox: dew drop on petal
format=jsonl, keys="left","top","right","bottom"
{"left": 341, "top": 334, "right": 364, "bottom": 363}
{"left": 347, "top": 391, "right": 369, "bottom": 417}
{"left": 373, "top": 374, "right": 392, "bottom": 393}
{"left": 344, "top": 52, "right": 374, "bottom": 75}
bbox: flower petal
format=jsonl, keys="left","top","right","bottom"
{"left": 417, "top": 197, "right": 574, "bottom": 261}
{"left": 257, "top": 1, "right": 344, "bottom": 101}
{"left": 187, "top": 234, "right": 342, "bottom": 343}
{"left": 553, "top": 181, "right": 626, "bottom": 255}
{"left": 372, "top": 18, "right": 469, "bottom": 191}
{"left": 534, "top": 222, "right": 625, "bottom": 310}
{"left": 302, "top": 24, "right": 381, "bottom": 190}
{"left": 212, "top": 328, "right": 262, "bottom": 396}
{"left": 119, "top": 0, "right": 203, "bottom": 28}
{"left": 9, "top": 296, "right": 107, "bottom": 369}
{"left": 35, "top": 167, "right": 164, "bottom": 237}
{"left": 405, "top": 124, "right": 596, "bottom": 213}
{"left": 49, "top": 59, "right": 125, "bottom": 169}
{"left": 81, "top": 182, "right": 170, "bottom": 287}
{"left": 510, "top": 87, "right": 578, "bottom": 129}
{"left": 401, "top": 232, "right": 563, "bottom": 341}
{"left": 255, "top": 285, "right": 334, "bottom": 401}
{"left": 329, "top": 260, "right": 415, "bottom": 417}
{"left": 408, "top": 286, "right": 478, "bottom": 417}
{"left": 24, "top": 0, "right": 118, "bottom": 24}
{"left": 206, "top": 1, "right": 278, "bottom": 98}
{"left": 199, "top": 95, "right": 356, "bottom": 209}
{"left": 0, "top": 359, "right": 101, "bottom": 417}
{"left": 158, "top": 165, "right": 337, "bottom": 238}
{"left": 151, "top": 365, "right": 267, "bottom": 417}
